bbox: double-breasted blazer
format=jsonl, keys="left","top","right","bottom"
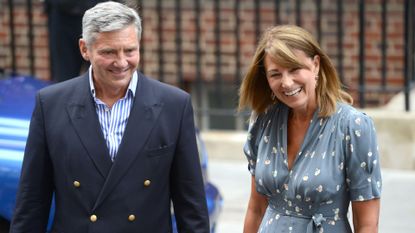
{"left": 10, "top": 72, "right": 210, "bottom": 233}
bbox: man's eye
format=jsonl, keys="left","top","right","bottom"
{"left": 102, "top": 51, "right": 113, "bottom": 55}
{"left": 290, "top": 68, "right": 300, "bottom": 72}
{"left": 125, "top": 49, "right": 136, "bottom": 55}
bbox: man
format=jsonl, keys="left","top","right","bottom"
{"left": 10, "top": 2, "right": 209, "bottom": 233}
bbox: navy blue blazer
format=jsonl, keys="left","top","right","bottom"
{"left": 10, "top": 72, "right": 209, "bottom": 233}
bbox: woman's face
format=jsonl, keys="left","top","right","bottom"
{"left": 264, "top": 49, "right": 320, "bottom": 113}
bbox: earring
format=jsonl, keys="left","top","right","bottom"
{"left": 315, "top": 74, "right": 319, "bottom": 86}
{"left": 270, "top": 92, "right": 276, "bottom": 101}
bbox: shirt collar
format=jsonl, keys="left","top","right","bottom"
{"left": 88, "top": 66, "right": 137, "bottom": 98}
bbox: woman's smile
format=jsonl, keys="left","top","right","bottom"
{"left": 284, "top": 87, "right": 303, "bottom": 96}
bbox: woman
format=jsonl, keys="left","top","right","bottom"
{"left": 238, "top": 25, "right": 381, "bottom": 233}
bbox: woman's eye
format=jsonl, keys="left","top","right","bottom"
{"left": 290, "top": 68, "right": 300, "bottom": 73}
{"left": 268, "top": 73, "right": 281, "bottom": 79}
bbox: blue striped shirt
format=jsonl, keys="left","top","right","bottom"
{"left": 88, "top": 67, "right": 138, "bottom": 161}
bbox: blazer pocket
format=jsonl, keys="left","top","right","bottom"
{"left": 145, "top": 144, "right": 175, "bottom": 157}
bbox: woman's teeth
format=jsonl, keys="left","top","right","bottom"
{"left": 284, "top": 88, "right": 302, "bottom": 96}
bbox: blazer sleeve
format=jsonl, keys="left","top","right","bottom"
{"left": 169, "top": 96, "right": 210, "bottom": 233}
{"left": 10, "top": 92, "right": 54, "bottom": 233}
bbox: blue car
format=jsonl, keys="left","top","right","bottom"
{"left": 0, "top": 75, "right": 223, "bottom": 232}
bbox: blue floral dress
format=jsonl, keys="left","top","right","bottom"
{"left": 244, "top": 103, "right": 382, "bottom": 233}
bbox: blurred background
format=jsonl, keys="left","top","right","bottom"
{"left": 1, "top": 0, "right": 415, "bottom": 232}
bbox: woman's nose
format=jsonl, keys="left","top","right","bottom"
{"left": 280, "top": 73, "right": 294, "bottom": 88}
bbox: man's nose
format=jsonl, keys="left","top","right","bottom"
{"left": 113, "top": 53, "right": 128, "bottom": 67}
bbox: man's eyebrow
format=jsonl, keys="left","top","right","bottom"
{"left": 99, "top": 48, "right": 115, "bottom": 52}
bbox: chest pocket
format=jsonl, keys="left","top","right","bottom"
{"left": 145, "top": 144, "right": 175, "bottom": 157}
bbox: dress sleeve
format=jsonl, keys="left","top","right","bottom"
{"left": 243, "top": 113, "right": 264, "bottom": 176}
{"left": 344, "top": 111, "right": 382, "bottom": 201}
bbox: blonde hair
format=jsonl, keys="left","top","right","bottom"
{"left": 238, "top": 25, "right": 352, "bottom": 117}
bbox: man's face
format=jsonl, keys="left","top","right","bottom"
{"left": 79, "top": 24, "right": 140, "bottom": 90}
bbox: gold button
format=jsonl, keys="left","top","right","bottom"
{"left": 73, "top": 181, "right": 81, "bottom": 188}
{"left": 128, "top": 214, "right": 136, "bottom": 221}
{"left": 144, "top": 180, "right": 151, "bottom": 187}
{"left": 90, "top": 214, "right": 97, "bottom": 222}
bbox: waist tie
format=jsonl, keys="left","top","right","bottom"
{"left": 268, "top": 208, "right": 344, "bottom": 233}
{"left": 306, "top": 213, "right": 326, "bottom": 233}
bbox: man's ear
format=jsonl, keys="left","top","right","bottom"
{"left": 79, "top": 39, "right": 89, "bottom": 61}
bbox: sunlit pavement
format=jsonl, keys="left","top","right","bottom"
{"left": 209, "top": 159, "right": 415, "bottom": 233}
{"left": 209, "top": 159, "right": 250, "bottom": 233}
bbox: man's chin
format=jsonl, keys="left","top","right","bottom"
{"left": 110, "top": 72, "right": 132, "bottom": 80}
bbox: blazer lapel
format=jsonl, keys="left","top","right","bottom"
{"left": 93, "top": 73, "right": 163, "bottom": 210}
{"left": 66, "top": 74, "right": 113, "bottom": 178}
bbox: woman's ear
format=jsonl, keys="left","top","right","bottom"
{"left": 313, "top": 55, "right": 320, "bottom": 74}
{"left": 79, "top": 39, "right": 89, "bottom": 61}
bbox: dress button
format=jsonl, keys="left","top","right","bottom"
{"left": 128, "top": 214, "right": 136, "bottom": 222}
{"left": 90, "top": 214, "right": 97, "bottom": 222}
{"left": 73, "top": 181, "right": 81, "bottom": 188}
{"left": 144, "top": 180, "right": 151, "bottom": 187}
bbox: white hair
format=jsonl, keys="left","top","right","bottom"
{"left": 82, "top": 1, "right": 142, "bottom": 46}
